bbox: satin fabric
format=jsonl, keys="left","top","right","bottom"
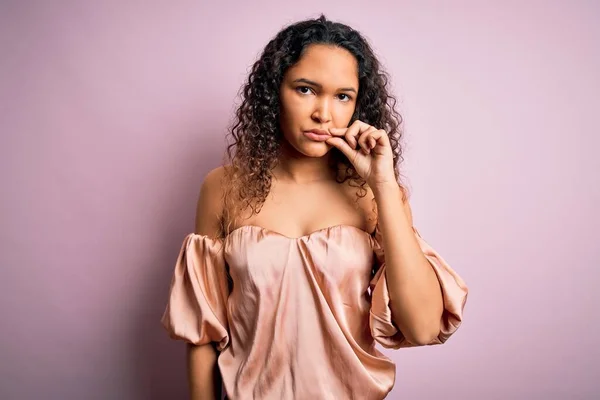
{"left": 161, "top": 224, "right": 468, "bottom": 400}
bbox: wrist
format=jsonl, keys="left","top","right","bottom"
{"left": 371, "top": 181, "right": 400, "bottom": 199}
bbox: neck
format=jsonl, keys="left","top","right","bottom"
{"left": 273, "top": 142, "right": 336, "bottom": 184}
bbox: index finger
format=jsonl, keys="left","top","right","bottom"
{"left": 328, "top": 127, "right": 349, "bottom": 137}
{"left": 329, "top": 120, "right": 373, "bottom": 137}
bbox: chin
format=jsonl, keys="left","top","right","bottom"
{"left": 282, "top": 134, "right": 332, "bottom": 158}
{"left": 300, "top": 142, "right": 332, "bottom": 158}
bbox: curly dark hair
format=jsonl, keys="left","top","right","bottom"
{"left": 219, "top": 14, "right": 407, "bottom": 237}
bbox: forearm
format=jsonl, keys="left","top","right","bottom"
{"left": 187, "top": 343, "right": 221, "bottom": 400}
{"left": 372, "top": 183, "right": 443, "bottom": 345}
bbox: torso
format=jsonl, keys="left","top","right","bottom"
{"left": 232, "top": 177, "right": 378, "bottom": 239}
{"left": 213, "top": 169, "right": 395, "bottom": 399}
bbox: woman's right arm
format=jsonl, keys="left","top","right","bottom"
{"left": 187, "top": 343, "right": 220, "bottom": 400}
{"left": 187, "top": 166, "right": 227, "bottom": 400}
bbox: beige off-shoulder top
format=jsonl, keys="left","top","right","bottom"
{"left": 161, "top": 223, "right": 468, "bottom": 400}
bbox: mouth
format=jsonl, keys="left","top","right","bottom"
{"left": 303, "top": 129, "right": 331, "bottom": 142}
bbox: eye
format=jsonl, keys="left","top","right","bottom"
{"left": 296, "top": 86, "right": 314, "bottom": 95}
{"left": 337, "top": 93, "right": 352, "bottom": 102}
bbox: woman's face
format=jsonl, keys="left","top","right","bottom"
{"left": 279, "top": 44, "right": 359, "bottom": 158}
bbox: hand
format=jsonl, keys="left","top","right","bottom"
{"left": 326, "top": 120, "right": 396, "bottom": 187}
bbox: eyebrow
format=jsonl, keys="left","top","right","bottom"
{"left": 292, "top": 78, "right": 357, "bottom": 94}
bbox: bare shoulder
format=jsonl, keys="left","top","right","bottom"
{"left": 195, "top": 165, "right": 227, "bottom": 237}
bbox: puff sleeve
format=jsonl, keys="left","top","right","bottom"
{"left": 369, "top": 225, "right": 468, "bottom": 349}
{"left": 161, "top": 233, "right": 230, "bottom": 351}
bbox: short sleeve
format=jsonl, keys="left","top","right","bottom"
{"left": 369, "top": 224, "right": 468, "bottom": 349}
{"left": 161, "top": 233, "right": 230, "bottom": 351}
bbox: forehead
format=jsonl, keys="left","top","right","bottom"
{"left": 285, "top": 44, "right": 358, "bottom": 86}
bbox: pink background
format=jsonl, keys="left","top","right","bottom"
{"left": 1, "top": 1, "right": 598, "bottom": 399}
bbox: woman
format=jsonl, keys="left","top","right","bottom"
{"left": 162, "top": 15, "right": 468, "bottom": 400}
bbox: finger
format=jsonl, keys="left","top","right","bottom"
{"left": 371, "top": 129, "right": 390, "bottom": 151}
{"left": 346, "top": 120, "right": 372, "bottom": 146}
{"left": 330, "top": 120, "right": 374, "bottom": 150}
{"left": 369, "top": 136, "right": 376, "bottom": 149}
{"left": 328, "top": 127, "right": 348, "bottom": 137}
{"left": 329, "top": 120, "right": 372, "bottom": 136}
{"left": 328, "top": 127, "right": 356, "bottom": 149}
{"left": 332, "top": 120, "right": 373, "bottom": 150}
{"left": 345, "top": 130, "right": 358, "bottom": 150}
{"left": 358, "top": 127, "right": 378, "bottom": 154}
{"left": 359, "top": 127, "right": 379, "bottom": 154}
{"left": 325, "top": 137, "right": 359, "bottom": 162}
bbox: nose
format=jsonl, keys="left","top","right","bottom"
{"left": 311, "top": 97, "right": 332, "bottom": 124}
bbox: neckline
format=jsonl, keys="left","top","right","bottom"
{"left": 227, "top": 223, "right": 375, "bottom": 240}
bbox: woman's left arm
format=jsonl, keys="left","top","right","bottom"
{"left": 327, "top": 120, "right": 446, "bottom": 346}
{"left": 372, "top": 182, "right": 444, "bottom": 346}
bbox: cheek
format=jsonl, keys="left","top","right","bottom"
{"left": 280, "top": 94, "right": 309, "bottom": 125}
{"left": 280, "top": 104, "right": 296, "bottom": 130}
{"left": 333, "top": 104, "right": 356, "bottom": 125}
{"left": 279, "top": 95, "right": 300, "bottom": 140}
{"left": 285, "top": 94, "right": 309, "bottom": 114}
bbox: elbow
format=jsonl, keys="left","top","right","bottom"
{"left": 399, "top": 320, "right": 441, "bottom": 346}
{"left": 407, "top": 329, "right": 439, "bottom": 346}
{"left": 389, "top": 289, "right": 445, "bottom": 346}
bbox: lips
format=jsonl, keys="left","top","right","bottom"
{"left": 306, "top": 129, "right": 329, "bottom": 135}
{"left": 303, "top": 129, "right": 331, "bottom": 142}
